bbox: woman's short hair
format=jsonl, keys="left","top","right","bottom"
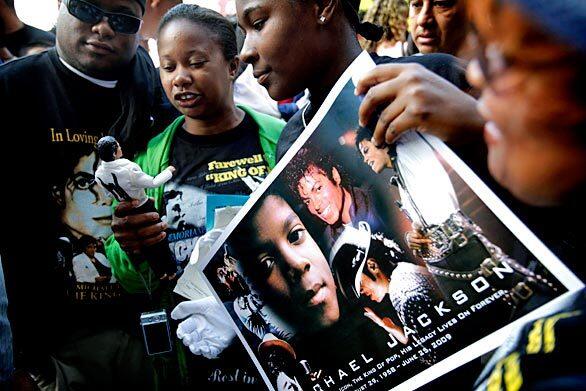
{"left": 158, "top": 4, "right": 237, "bottom": 61}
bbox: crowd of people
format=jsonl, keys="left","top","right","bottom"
{"left": 0, "top": 0, "right": 584, "bottom": 389}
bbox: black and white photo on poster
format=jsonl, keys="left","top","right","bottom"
{"left": 197, "top": 52, "right": 584, "bottom": 391}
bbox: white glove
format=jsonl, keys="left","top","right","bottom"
{"left": 171, "top": 296, "right": 236, "bottom": 359}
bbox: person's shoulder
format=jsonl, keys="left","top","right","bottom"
{"left": 239, "top": 104, "right": 285, "bottom": 146}
{"left": 95, "top": 252, "right": 109, "bottom": 262}
{"left": 136, "top": 45, "right": 155, "bottom": 67}
{"left": 109, "top": 158, "right": 136, "bottom": 170}
{"left": 285, "top": 107, "right": 304, "bottom": 129}
{"left": 133, "top": 45, "right": 157, "bottom": 80}
{"left": 276, "top": 108, "right": 306, "bottom": 161}
{"left": 140, "top": 115, "right": 183, "bottom": 160}
{"left": 240, "top": 104, "right": 285, "bottom": 129}
{"left": 394, "top": 262, "right": 427, "bottom": 275}
{"left": 280, "top": 108, "right": 304, "bottom": 140}
{"left": 0, "top": 49, "right": 52, "bottom": 79}
{"left": 21, "top": 24, "right": 55, "bottom": 45}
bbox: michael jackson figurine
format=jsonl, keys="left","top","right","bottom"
{"left": 95, "top": 136, "right": 177, "bottom": 279}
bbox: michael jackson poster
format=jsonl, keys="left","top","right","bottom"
{"left": 197, "top": 52, "right": 584, "bottom": 391}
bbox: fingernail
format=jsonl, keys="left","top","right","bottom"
{"left": 386, "top": 126, "right": 397, "bottom": 144}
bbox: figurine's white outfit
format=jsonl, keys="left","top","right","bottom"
{"left": 95, "top": 158, "right": 173, "bottom": 205}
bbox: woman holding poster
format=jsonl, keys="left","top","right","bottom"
{"left": 235, "top": 0, "right": 473, "bottom": 160}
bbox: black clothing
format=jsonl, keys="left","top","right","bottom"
{"left": 474, "top": 288, "right": 586, "bottom": 391}
{"left": 163, "top": 113, "right": 270, "bottom": 268}
{"left": 0, "top": 47, "right": 176, "bottom": 371}
{"left": 0, "top": 24, "right": 55, "bottom": 57}
{"left": 169, "top": 112, "right": 267, "bottom": 195}
{"left": 275, "top": 52, "right": 469, "bottom": 161}
{"left": 90, "top": 256, "right": 113, "bottom": 279}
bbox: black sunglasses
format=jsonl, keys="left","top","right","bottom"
{"left": 65, "top": 0, "right": 142, "bottom": 35}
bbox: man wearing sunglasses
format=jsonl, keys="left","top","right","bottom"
{"left": 59, "top": 0, "right": 144, "bottom": 79}
{"left": 0, "top": 0, "right": 178, "bottom": 389}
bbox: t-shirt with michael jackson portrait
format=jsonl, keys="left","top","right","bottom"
{"left": 0, "top": 47, "right": 176, "bottom": 359}
{"left": 163, "top": 112, "right": 270, "bottom": 271}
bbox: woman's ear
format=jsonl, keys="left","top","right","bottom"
{"left": 315, "top": 0, "right": 340, "bottom": 25}
{"left": 229, "top": 56, "right": 240, "bottom": 80}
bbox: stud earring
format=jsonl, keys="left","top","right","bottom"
{"left": 319, "top": 15, "right": 326, "bottom": 23}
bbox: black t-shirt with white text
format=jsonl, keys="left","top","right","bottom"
{"left": 164, "top": 112, "right": 269, "bottom": 268}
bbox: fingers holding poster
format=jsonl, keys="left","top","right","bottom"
{"left": 198, "top": 52, "right": 583, "bottom": 391}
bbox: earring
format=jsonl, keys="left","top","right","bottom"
{"left": 319, "top": 15, "right": 326, "bottom": 23}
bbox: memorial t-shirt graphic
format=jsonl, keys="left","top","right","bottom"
{"left": 163, "top": 113, "right": 270, "bottom": 270}
{"left": 49, "top": 127, "right": 123, "bottom": 304}
{"left": 163, "top": 152, "right": 269, "bottom": 268}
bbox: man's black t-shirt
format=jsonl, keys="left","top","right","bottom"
{"left": 163, "top": 113, "right": 270, "bottom": 267}
{"left": 275, "top": 53, "right": 469, "bottom": 161}
{"left": 0, "top": 47, "right": 176, "bottom": 364}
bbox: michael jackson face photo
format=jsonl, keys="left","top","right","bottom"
{"left": 53, "top": 151, "right": 114, "bottom": 241}
{"left": 231, "top": 193, "right": 340, "bottom": 334}
{"left": 358, "top": 138, "right": 392, "bottom": 174}
{"left": 296, "top": 165, "right": 346, "bottom": 226}
{"left": 359, "top": 258, "right": 392, "bottom": 303}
